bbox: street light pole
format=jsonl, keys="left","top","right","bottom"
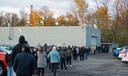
{"left": 8, "top": 23, "right": 12, "bottom": 40}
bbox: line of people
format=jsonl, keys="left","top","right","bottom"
{"left": 6, "top": 35, "right": 91, "bottom": 76}
{"left": 30, "top": 45, "right": 91, "bottom": 76}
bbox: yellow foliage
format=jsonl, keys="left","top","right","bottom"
{"left": 74, "top": 0, "right": 88, "bottom": 25}
{"left": 45, "top": 16, "right": 55, "bottom": 26}
{"left": 56, "top": 16, "right": 66, "bottom": 26}
{"left": 56, "top": 13, "right": 79, "bottom": 26}
{"left": 75, "top": 0, "right": 87, "bottom": 10}
{"left": 95, "top": 6, "right": 111, "bottom": 29}
{"left": 29, "top": 10, "right": 42, "bottom": 27}
{"left": 96, "top": 6, "right": 108, "bottom": 16}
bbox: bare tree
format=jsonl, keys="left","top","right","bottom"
{"left": 19, "top": 10, "right": 28, "bottom": 26}
{"left": 4, "top": 13, "right": 12, "bottom": 27}
{"left": 85, "top": 11, "right": 96, "bottom": 26}
{"left": 73, "top": 0, "right": 88, "bottom": 26}
{"left": 0, "top": 12, "right": 4, "bottom": 26}
{"left": 40, "top": 5, "right": 50, "bottom": 26}
{"left": 11, "top": 13, "right": 19, "bottom": 27}
{"left": 3, "top": 13, "right": 19, "bottom": 27}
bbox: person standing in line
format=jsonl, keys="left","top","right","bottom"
{"left": 37, "top": 46, "right": 46, "bottom": 76}
{"left": 12, "top": 35, "right": 30, "bottom": 63}
{"left": 84, "top": 46, "right": 89, "bottom": 60}
{"left": 76, "top": 47, "right": 79, "bottom": 60}
{"left": 79, "top": 47, "right": 85, "bottom": 61}
{"left": 48, "top": 46, "right": 60, "bottom": 76}
{"left": 6, "top": 53, "right": 13, "bottom": 76}
{"left": 72, "top": 47, "right": 77, "bottom": 60}
{"left": 31, "top": 47, "right": 38, "bottom": 74}
{"left": 79, "top": 47, "right": 82, "bottom": 61}
{"left": 46, "top": 46, "right": 52, "bottom": 70}
{"left": 59, "top": 47, "right": 67, "bottom": 70}
{"left": 11, "top": 35, "right": 29, "bottom": 76}
{"left": 66, "top": 46, "right": 72, "bottom": 67}
{"left": 13, "top": 44, "right": 36, "bottom": 76}
{"left": 94, "top": 46, "right": 96, "bottom": 54}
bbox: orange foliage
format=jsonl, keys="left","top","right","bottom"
{"left": 29, "top": 10, "right": 42, "bottom": 27}
{"left": 95, "top": 6, "right": 110, "bottom": 29}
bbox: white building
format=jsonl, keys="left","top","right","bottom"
{"left": 0, "top": 26, "right": 101, "bottom": 47}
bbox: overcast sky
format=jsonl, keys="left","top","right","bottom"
{"left": 0, "top": 0, "right": 96, "bottom": 17}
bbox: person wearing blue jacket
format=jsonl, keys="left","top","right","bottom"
{"left": 48, "top": 46, "right": 60, "bottom": 76}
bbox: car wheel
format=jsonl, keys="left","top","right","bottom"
{"left": 0, "top": 64, "right": 4, "bottom": 76}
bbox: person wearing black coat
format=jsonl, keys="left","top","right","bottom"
{"left": 72, "top": 47, "right": 77, "bottom": 60}
{"left": 11, "top": 35, "right": 30, "bottom": 64}
{"left": 79, "top": 47, "right": 85, "bottom": 61}
{"left": 13, "top": 44, "right": 36, "bottom": 76}
{"left": 84, "top": 47, "right": 89, "bottom": 60}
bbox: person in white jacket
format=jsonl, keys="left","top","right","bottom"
{"left": 37, "top": 46, "right": 46, "bottom": 76}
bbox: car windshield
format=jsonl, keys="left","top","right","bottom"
{"left": 0, "top": 47, "right": 7, "bottom": 52}
{"left": 0, "top": 47, "right": 11, "bottom": 54}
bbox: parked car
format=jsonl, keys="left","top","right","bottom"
{"left": 0, "top": 52, "right": 7, "bottom": 76}
{"left": 0, "top": 46, "right": 13, "bottom": 76}
{"left": 112, "top": 48, "right": 117, "bottom": 53}
{"left": 121, "top": 49, "right": 128, "bottom": 63}
{"left": 113, "top": 48, "right": 122, "bottom": 57}
{"left": 0, "top": 47, "right": 12, "bottom": 54}
{"left": 118, "top": 48, "right": 126, "bottom": 59}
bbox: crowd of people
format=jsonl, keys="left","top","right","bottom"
{"left": 6, "top": 35, "right": 106, "bottom": 76}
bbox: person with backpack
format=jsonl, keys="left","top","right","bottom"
{"left": 59, "top": 47, "right": 67, "bottom": 70}
{"left": 66, "top": 46, "right": 72, "bottom": 67}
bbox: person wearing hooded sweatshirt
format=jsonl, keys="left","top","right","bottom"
{"left": 8, "top": 35, "right": 28, "bottom": 76}
{"left": 13, "top": 44, "right": 36, "bottom": 76}
{"left": 48, "top": 47, "right": 60, "bottom": 76}
{"left": 11, "top": 35, "right": 30, "bottom": 64}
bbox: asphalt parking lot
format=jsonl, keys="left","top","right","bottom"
{"left": 33, "top": 53, "right": 128, "bottom": 76}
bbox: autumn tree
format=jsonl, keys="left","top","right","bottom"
{"left": 65, "top": 12, "right": 79, "bottom": 26}
{"left": 29, "top": 5, "right": 42, "bottom": 26}
{"left": 84, "top": 10, "right": 96, "bottom": 26}
{"left": 73, "top": 0, "right": 88, "bottom": 26}
{"left": 111, "top": 0, "right": 128, "bottom": 45}
{"left": 93, "top": 0, "right": 113, "bottom": 43}
{"left": 29, "top": 10, "right": 42, "bottom": 26}
{"left": 95, "top": 6, "right": 110, "bottom": 29}
{"left": 39, "top": 6, "right": 56, "bottom": 26}
{"left": 56, "top": 13, "right": 79, "bottom": 26}
{"left": 93, "top": 0, "right": 128, "bottom": 45}
{"left": 56, "top": 15, "right": 67, "bottom": 26}
{"left": 45, "top": 15, "right": 55, "bottom": 26}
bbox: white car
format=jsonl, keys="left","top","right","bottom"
{"left": 118, "top": 48, "right": 126, "bottom": 59}
{"left": 121, "top": 50, "right": 128, "bottom": 62}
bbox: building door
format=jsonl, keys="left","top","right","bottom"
{"left": 91, "top": 37, "right": 97, "bottom": 47}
